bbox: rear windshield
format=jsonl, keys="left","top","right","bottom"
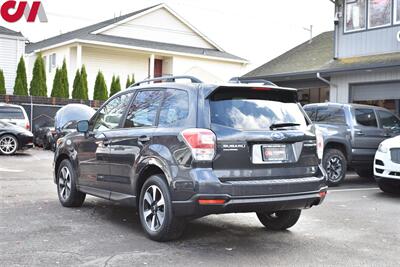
{"left": 210, "top": 89, "right": 307, "bottom": 131}
{"left": 0, "top": 107, "right": 25, "bottom": 119}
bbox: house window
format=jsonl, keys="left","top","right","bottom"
{"left": 395, "top": 0, "right": 400, "bottom": 24}
{"left": 49, "top": 53, "right": 56, "bottom": 73}
{"left": 345, "top": 0, "right": 366, "bottom": 32}
{"left": 368, "top": 0, "right": 392, "bottom": 29}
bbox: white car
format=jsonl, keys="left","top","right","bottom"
{"left": 374, "top": 136, "right": 400, "bottom": 194}
{"left": 0, "top": 103, "right": 30, "bottom": 130}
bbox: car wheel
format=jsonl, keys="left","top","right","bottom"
{"left": 57, "top": 159, "right": 86, "bottom": 207}
{"left": 256, "top": 210, "right": 301, "bottom": 230}
{"left": 323, "top": 149, "right": 347, "bottom": 186}
{"left": 0, "top": 134, "right": 18, "bottom": 155}
{"left": 139, "top": 174, "right": 186, "bottom": 241}
{"left": 378, "top": 180, "right": 400, "bottom": 194}
{"left": 356, "top": 169, "right": 374, "bottom": 179}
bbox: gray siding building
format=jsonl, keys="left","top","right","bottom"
{"left": 243, "top": 0, "right": 400, "bottom": 114}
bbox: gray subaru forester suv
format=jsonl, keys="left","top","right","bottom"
{"left": 54, "top": 76, "right": 327, "bottom": 241}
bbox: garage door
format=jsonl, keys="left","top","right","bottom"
{"left": 351, "top": 82, "right": 400, "bottom": 101}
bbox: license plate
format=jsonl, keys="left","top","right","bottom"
{"left": 262, "top": 144, "right": 287, "bottom": 162}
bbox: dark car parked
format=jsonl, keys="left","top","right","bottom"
{"left": 304, "top": 103, "right": 400, "bottom": 186}
{"left": 54, "top": 76, "right": 327, "bottom": 241}
{"left": 33, "top": 122, "right": 55, "bottom": 150}
{"left": 0, "top": 121, "right": 34, "bottom": 155}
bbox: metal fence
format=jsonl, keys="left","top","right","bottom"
{"left": 0, "top": 95, "right": 104, "bottom": 131}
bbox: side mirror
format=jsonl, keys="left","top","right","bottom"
{"left": 77, "top": 120, "right": 89, "bottom": 133}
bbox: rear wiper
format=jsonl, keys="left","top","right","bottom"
{"left": 270, "top": 123, "right": 300, "bottom": 130}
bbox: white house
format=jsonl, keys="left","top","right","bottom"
{"left": 0, "top": 26, "right": 26, "bottom": 94}
{"left": 26, "top": 4, "right": 247, "bottom": 99}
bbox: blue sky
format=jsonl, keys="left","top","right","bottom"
{"left": 5, "top": 0, "right": 334, "bottom": 72}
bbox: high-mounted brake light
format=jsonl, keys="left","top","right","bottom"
{"left": 180, "top": 128, "right": 216, "bottom": 161}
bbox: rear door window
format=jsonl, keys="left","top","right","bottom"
{"left": 158, "top": 89, "right": 189, "bottom": 127}
{"left": 355, "top": 108, "right": 378, "bottom": 127}
{"left": 0, "top": 107, "right": 25, "bottom": 119}
{"left": 210, "top": 89, "right": 307, "bottom": 131}
{"left": 315, "top": 106, "right": 346, "bottom": 124}
{"left": 124, "top": 90, "right": 164, "bottom": 128}
{"left": 377, "top": 110, "right": 400, "bottom": 129}
{"left": 304, "top": 107, "right": 316, "bottom": 121}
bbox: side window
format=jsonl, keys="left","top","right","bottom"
{"left": 304, "top": 107, "right": 316, "bottom": 122}
{"left": 316, "top": 107, "right": 346, "bottom": 124}
{"left": 355, "top": 108, "right": 378, "bottom": 127}
{"left": 124, "top": 90, "right": 164, "bottom": 128}
{"left": 158, "top": 89, "right": 189, "bottom": 127}
{"left": 378, "top": 110, "right": 400, "bottom": 129}
{"left": 93, "top": 93, "right": 132, "bottom": 131}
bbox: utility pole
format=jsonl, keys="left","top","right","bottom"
{"left": 303, "top": 25, "right": 313, "bottom": 43}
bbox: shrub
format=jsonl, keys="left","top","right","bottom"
{"left": 125, "top": 75, "right": 131, "bottom": 89}
{"left": 13, "top": 57, "right": 28, "bottom": 96}
{"left": 60, "top": 59, "right": 69, "bottom": 98}
{"left": 29, "top": 53, "right": 47, "bottom": 96}
{"left": 51, "top": 68, "right": 62, "bottom": 97}
{"left": 0, "top": 69, "right": 5, "bottom": 95}
{"left": 110, "top": 75, "right": 122, "bottom": 97}
{"left": 80, "top": 65, "right": 88, "bottom": 100}
{"left": 93, "top": 71, "right": 108, "bottom": 101}
{"left": 72, "top": 70, "right": 81, "bottom": 99}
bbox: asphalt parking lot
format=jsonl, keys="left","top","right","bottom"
{"left": 1, "top": 149, "right": 399, "bottom": 267}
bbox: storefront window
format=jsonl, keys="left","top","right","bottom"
{"left": 345, "top": 0, "right": 366, "bottom": 32}
{"left": 395, "top": 0, "right": 400, "bottom": 24}
{"left": 368, "top": 0, "right": 392, "bottom": 28}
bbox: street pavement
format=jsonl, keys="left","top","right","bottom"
{"left": 0, "top": 149, "right": 399, "bottom": 267}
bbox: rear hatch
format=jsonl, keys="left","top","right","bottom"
{"left": 0, "top": 106, "right": 27, "bottom": 129}
{"left": 207, "top": 86, "right": 321, "bottom": 195}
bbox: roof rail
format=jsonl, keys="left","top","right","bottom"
{"left": 229, "top": 77, "right": 277, "bottom": 87}
{"left": 132, "top": 75, "right": 203, "bottom": 87}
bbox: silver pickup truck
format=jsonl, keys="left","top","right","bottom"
{"left": 304, "top": 103, "right": 400, "bottom": 186}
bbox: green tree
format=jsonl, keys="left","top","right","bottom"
{"left": 131, "top": 74, "right": 135, "bottom": 85}
{"left": 0, "top": 69, "right": 5, "bottom": 95}
{"left": 60, "top": 59, "right": 69, "bottom": 98}
{"left": 110, "top": 75, "right": 121, "bottom": 97}
{"left": 29, "top": 53, "right": 47, "bottom": 96}
{"left": 51, "top": 68, "right": 62, "bottom": 97}
{"left": 13, "top": 57, "right": 28, "bottom": 96}
{"left": 72, "top": 70, "right": 81, "bottom": 99}
{"left": 93, "top": 71, "right": 108, "bottom": 101}
{"left": 80, "top": 65, "right": 88, "bottom": 100}
{"left": 125, "top": 75, "right": 131, "bottom": 89}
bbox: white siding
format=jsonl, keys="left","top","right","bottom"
{"left": 0, "top": 36, "right": 25, "bottom": 94}
{"left": 330, "top": 68, "right": 400, "bottom": 103}
{"left": 102, "top": 8, "right": 214, "bottom": 49}
{"left": 82, "top": 46, "right": 150, "bottom": 98}
{"left": 172, "top": 55, "right": 245, "bottom": 83}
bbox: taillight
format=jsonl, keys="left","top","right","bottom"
{"left": 180, "top": 128, "right": 216, "bottom": 161}
{"left": 26, "top": 122, "right": 30, "bottom": 130}
{"left": 315, "top": 127, "right": 324, "bottom": 160}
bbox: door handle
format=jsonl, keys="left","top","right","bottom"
{"left": 138, "top": 135, "right": 151, "bottom": 142}
{"left": 355, "top": 131, "right": 365, "bottom": 136}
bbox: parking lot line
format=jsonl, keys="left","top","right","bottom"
{"left": 329, "top": 187, "right": 380, "bottom": 192}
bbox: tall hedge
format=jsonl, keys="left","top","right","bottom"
{"left": 93, "top": 71, "right": 108, "bottom": 101}
{"left": 60, "top": 59, "right": 69, "bottom": 98}
{"left": 51, "top": 68, "right": 62, "bottom": 97}
{"left": 125, "top": 74, "right": 135, "bottom": 88}
{"left": 72, "top": 70, "right": 81, "bottom": 99}
{"left": 13, "top": 57, "right": 28, "bottom": 96}
{"left": 30, "top": 53, "right": 47, "bottom": 96}
{"left": 110, "top": 75, "right": 121, "bottom": 97}
{"left": 80, "top": 65, "right": 88, "bottom": 100}
{"left": 0, "top": 70, "right": 5, "bottom": 95}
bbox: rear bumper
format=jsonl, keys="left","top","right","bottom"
{"left": 171, "top": 166, "right": 327, "bottom": 217}
{"left": 18, "top": 134, "right": 34, "bottom": 150}
{"left": 173, "top": 190, "right": 327, "bottom": 217}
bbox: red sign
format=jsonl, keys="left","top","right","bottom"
{"left": 0, "top": 1, "right": 47, "bottom": 23}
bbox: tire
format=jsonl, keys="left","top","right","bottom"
{"left": 138, "top": 174, "right": 186, "bottom": 241}
{"left": 378, "top": 180, "right": 400, "bottom": 194}
{"left": 57, "top": 159, "right": 86, "bottom": 207}
{"left": 323, "top": 148, "right": 347, "bottom": 186}
{"left": 256, "top": 210, "right": 302, "bottom": 230}
{"left": 0, "top": 134, "right": 19, "bottom": 155}
{"left": 356, "top": 169, "right": 374, "bottom": 179}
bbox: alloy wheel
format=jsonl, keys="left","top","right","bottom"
{"left": 326, "top": 156, "right": 343, "bottom": 182}
{"left": 0, "top": 136, "right": 17, "bottom": 155}
{"left": 58, "top": 166, "right": 72, "bottom": 201}
{"left": 142, "top": 185, "right": 165, "bottom": 232}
